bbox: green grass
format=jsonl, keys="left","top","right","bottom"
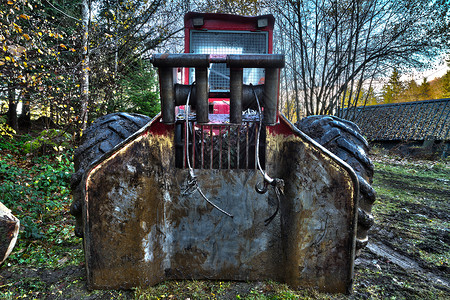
{"left": 371, "top": 157, "right": 450, "bottom": 270}
{"left": 134, "top": 280, "right": 325, "bottom": 300}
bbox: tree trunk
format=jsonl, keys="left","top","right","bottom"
{"left": 80, "top": 0, "right": 91, "bottom": 132}
{"left": 18, "top": 91, "right": 31, "bottom": 131}
{"left": 7, "top": 84, "right": 18, "bottom": 131}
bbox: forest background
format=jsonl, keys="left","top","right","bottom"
{"left": 1, "top": 0, "right": 450, "bottom": 135}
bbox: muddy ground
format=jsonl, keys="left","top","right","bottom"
{"left": 0, "top": 151, "right": 448, "bottom": 299}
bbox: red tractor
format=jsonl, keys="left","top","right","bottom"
{"left": 71, "top": 12, "right": 375, "bottom": 293}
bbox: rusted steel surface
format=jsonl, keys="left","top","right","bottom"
{"left": 82, "top": 115, "right": 357, "bottom": 293}
{"left": 344, "top": 98, "right": 450, "bottom": 141}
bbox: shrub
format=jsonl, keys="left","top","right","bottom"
{"left": 22, "top": 129, "right": 72, "bottom": 155}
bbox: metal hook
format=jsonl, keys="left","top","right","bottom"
{"left": 255, "top": 181, "right": 269, "bottom": 194}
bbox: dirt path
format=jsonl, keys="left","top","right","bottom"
{"left": 367, "top": 242, "right": 449, "bottom": 289}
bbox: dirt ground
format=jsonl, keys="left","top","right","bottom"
{"left": 1, "top": 151, "right": 449, "bottom": 299}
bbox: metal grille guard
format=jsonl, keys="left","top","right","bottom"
{"left": 151, "top": 54, "right": 285, "bottom": 125}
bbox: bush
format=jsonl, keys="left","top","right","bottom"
{"left": 22, "top": 129, "right": 72, "bottom": 155}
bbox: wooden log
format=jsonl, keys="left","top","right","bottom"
{"left": 0, "top": 202, "right": 20, "bottom": 264}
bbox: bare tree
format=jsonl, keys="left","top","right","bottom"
{"left": 84, "top": 0, "right": 185, "bottom": 117}
{"left": 271, "top": 0, "right": 450, "bottom": 120}
{"left": 188, "top": 0, "right": 261, "bottom": 15}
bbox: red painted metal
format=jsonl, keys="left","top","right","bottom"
{"left": 212, "top": 100, "right": 230, "bottom": 114}
{"left": 147, "top": 115, "right": 173, "bottom": 135}
{"left": 183, "top": 12, "right": 275, "bottom": 115}
{"left": 268, "top": 117, "right": 297, "bottom": 137}
{"left": 184, "top": 12, "right": 274, "bottom": 55}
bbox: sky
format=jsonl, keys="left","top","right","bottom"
{"left": 401, "top": 54, "right": 450, "bottom": 83}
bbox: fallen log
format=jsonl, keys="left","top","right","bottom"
{"left": 0, "top": 202, "right": 20, "bottom": 264}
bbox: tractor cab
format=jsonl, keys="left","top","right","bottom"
{"left": 184, "top": 12, "right": 273, "bottom": 115}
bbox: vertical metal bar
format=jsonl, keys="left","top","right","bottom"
{"left": 210, "top": 126, "right": 213, "bottom": 169}
{"left": 246, "top": 123, "right": 249, "bottom": 169}
{"left": 230, "top": 68, "right": 243, "bottom": 124}
{"left": 192, "top": 123, "right": 196, "bottom": 169}
{"left": 195, "top": 67, "right": 209, "bottom": 124}
{"left": 201, "top": 125, "right": 204, "bottom": 169}
{"left": 159, "top": 67, "right": 175, "bottom": 124}
{"left": 254, "top": 124, "right": 258, "bottom": 169}
{"left": 228, "top": 126, "right": 231, "bottom": 170}
{"left": 219, "top": 126, "right": 222, "bottom": 170}
{"left": 236, "top": 125, "right": 240, "bottom": 169}
{"left": 263, "top": 68, "right": 279, "bottom": 125}
{"left": 183, "top": 122, "right": 186, "bottom": 168}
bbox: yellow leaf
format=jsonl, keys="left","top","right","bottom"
{"left": 7, "top": 1, "right": 14, "bottom": 5}
{"left": 38, "top": 49, "right": 43, "bottom": 54}
{"left": 69, "top": 48, "right": 76, "bottom": 52}
{"left": 5, "top": 56, "right": 11, "bottom": 61}
{"left": 13, "top": 23, "right": 22, "bottom": 33}
{"left": 0, "top": 61, "right": 4, "bottom": 66}
{"left": 60, "top": 44, "right": 66, "bottom": 49}
{"left": 19, "top": 14, "right": 29, "bottom": 20}
{"left": 23, "top": 33, "right": 30, "bottom": 40}
{"left": 38, "top": 32, "right": 42, "bottom": 36}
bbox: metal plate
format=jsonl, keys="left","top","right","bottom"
{"left": 82, "top": 115, "right": 357, "bottom": 293}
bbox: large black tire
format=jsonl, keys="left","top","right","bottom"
{"left": 296, "top": 115, "right": 376, "bottom": 253}
{"left": 70, "top": 112, "right": 151, "bottom": 237}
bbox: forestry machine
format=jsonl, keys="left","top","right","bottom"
{"left": 71, "top": 12, "right": 375, "bottom": 294}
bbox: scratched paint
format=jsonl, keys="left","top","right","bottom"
{"left": 83, "top": 116, "right": 357, "bottom": 293}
